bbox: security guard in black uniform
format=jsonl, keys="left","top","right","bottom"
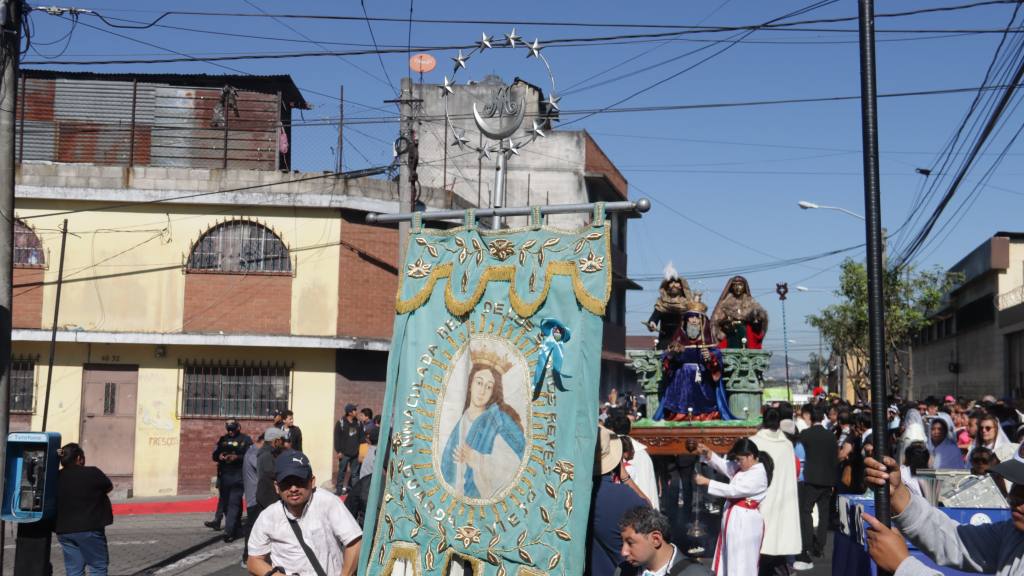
{"left": 206, "top": 419, "right": 252, "bottom": 542}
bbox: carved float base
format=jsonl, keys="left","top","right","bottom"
{"left": 630, "top": 421, "right": 760, "bottom": 456}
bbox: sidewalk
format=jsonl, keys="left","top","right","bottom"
{"left": 0, "top": 512, "right": 224, "bottom": 576}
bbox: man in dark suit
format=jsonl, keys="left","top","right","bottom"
{"left": 615, "top": 506, "right": 711, "bottom": 576}
{"left": 794, "top": 403, "right": 838, "bottom": 571}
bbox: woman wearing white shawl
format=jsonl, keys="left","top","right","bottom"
{"left": 967, "top": 413, "right": 1018, "bottom": 463}
{"left": 898, "top": 408, "right": 928, "bottom": 462}
{"left": 926, "top": 417, "right": 964, "bottom": 469}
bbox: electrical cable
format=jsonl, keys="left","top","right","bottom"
{"left": 359, "top": 0, "right": 397, "bottom": 98}
{"left": 75, "top": 1, "right": 1021, "bottom": 31}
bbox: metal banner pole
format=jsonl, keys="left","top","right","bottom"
{"left": 858, "top": 0, "right": 892, "bottom": 539}
{"left": 366, "top": 198, "right": 650, "bottom": 225}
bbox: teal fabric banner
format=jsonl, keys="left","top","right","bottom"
{"left": 361, "top": 208, "right": 611, "bottom": 576}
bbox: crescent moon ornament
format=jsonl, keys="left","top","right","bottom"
{"left": 472, "top": 98, "right": 526, "bottom": 141}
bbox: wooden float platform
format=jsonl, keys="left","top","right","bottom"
{"left": 630, "top": 419, "right": 761, "bottom": 456}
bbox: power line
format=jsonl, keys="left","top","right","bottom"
{"left": 359, "top": 0, "right": 397, "bottom": 97}
{"left": 72, "top": 1, "right": 1021, "bottom": 31}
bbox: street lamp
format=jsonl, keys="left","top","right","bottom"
{"left": 797, "top": 200, "right": 866, "bottom": 221}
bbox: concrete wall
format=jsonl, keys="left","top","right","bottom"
{"left": 13, "top": 201, "right": 341, "bottom": 337}
{"left": 12, "top": 341, "right": 337, "bottom": 497}
{"left": 413, "top": 78, "right": 590, "bottom": 229}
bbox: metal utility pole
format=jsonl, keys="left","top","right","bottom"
{"left": 0, "top": 0, "right": 23, "bottom": 496}
{"left": 41, "top": 220, "right": 67, "bottom": 431}
{"left": 336, "top": 85, "right": 344, "bottom": 174}
{"left": 858, "top": 0, "right": 892, "bottom": 537}
{"left": 776, "top": 283, "right": 791, "bottom": 401}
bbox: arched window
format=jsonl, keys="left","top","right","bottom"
{"left": 187, "top": 220, "right": 291, "bottom": 273}
{"left": 14, "top": 220, "right": 44, "bottom": 267}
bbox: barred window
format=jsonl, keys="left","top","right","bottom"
{"left": 182, "top": 362, "right": 290, "bottom": 418}
{"left": 187, "top": 220, "right": 290, "bottom": 273}
{"left": 14, "top": 220, "right": 44, "bottom": 268}
{"left": 10, "top": 357, "right": 36, "bottom": 413}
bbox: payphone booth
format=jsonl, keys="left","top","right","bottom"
{"left": 2, "top": 432, "right": 61, "bottom": 575}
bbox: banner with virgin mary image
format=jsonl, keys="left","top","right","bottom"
{"left": 360, "top": 205, "right": 612, "bottom": 576}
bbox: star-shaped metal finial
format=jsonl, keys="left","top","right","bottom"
{"left": 451, "top": 129, "right": 470, "bottom": 149}
{"left": 441, "top": 76, "right": 455, "bottom": 97}
{"left": 477, "top": 146, "right": 492, "bottom": 160}
{"left": 508, "top": 139, "right": 521, "bottom": 156}
{"left": 505, "top": 28, "right": 522, "bottom": 48}
{"left": 531, "top": 119, "right": 546, "bottom": 138}
{"left": 545, "top": 93, "right": 561, "bottom": 112}
{"left": 479, "top": 32, "right": 493, "bottom": 52}
{"left": 451, "top": 49, "right": 468, "bottom": 72}
{"left": 526, "top": 39, "right": 543, "bottom": 59}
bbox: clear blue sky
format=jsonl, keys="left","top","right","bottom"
{"left": 24, "top": 0, "right": 1024, "bottom": 371}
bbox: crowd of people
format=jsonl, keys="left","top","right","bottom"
{"left": 589, "top": 389, "right": 1024, "bottom": 576}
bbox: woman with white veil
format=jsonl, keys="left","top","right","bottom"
{"left": 898, "top": 407, "right": 928, "bottom": 462}
{"left": 926, "top": 417, "right": 965, "bottom": 469}
{"left": 968, "top": 413, "right": 1018, "bottom": 462}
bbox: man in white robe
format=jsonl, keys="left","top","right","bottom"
{"left": 750, "top": 409, "right": 802, "bottom": 572}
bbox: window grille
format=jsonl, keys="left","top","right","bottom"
{"left": 103, "top": 382, "right": 117, "bottom": 415}
{"left": 182, "top": 361, "right": 290, "bottom": 418}
{"left": 187, "top": 220, "right": 290, "bottom": 273}
{"left": 14, "top": 220, "right": 44, "bottom": 267}
{"left": 10, "top": 357, "right": 35, "bottom": 413}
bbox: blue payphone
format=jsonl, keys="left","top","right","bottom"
{"left": 2, "top": 432, "right": 60, "bottom": 523}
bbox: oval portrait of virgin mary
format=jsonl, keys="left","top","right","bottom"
{"left": 435, "top": 335, "right": 531, "bottom": 502}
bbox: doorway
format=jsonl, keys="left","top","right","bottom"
{"left": 80, "top": 364, "right": 138, "bottom": 497}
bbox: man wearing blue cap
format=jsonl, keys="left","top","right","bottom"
{"left": 247, "top": 449, "right": 362, "bottom": 576}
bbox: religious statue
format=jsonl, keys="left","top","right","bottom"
{"left": 710, "top": 276, "right": 768, "bottom": 349}
{"left": 532, "top": 318, "right": 572, "bottom": 399}
{"left": 645, "top": 262, "right": 693, "bottom": 350}
{"left": 655, "top": 295, "right": 736, "bottom": 421}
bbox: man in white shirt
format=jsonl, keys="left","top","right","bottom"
{"left": 616, "top": 506, "right": 711, "bottom": 576}
{"left": 247, "top": 450, "right": 362, "bottom": 576}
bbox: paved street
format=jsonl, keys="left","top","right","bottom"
{"left": 0, "top": 513, "right": 229, "bottom": 576}
{"left": 0, "top": 510, "right": 838, "bottom": 576}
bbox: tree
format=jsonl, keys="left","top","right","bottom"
{"left": 806, "top": 259, "right": 959, "bottom": 398}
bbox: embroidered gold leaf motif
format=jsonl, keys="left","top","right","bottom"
{"left": 543, "top": 238, "right": 560, "bottom": 248}
{"left": 554, "top": 460, "right": 575, "bottom": 483}
{"left": 540, "top": 507, "right": 550, "bottom": 524}
{"left": 565, "top": 491, "right": 574, "bottom": 516}
{"left": 455, "top": 526, "right": 481, "bottom": 548}
{"left": 528, "top": 271, "right": 537, "bottom": 293}
{"left": 414, "top": 509, "right": 422, "bottom": 526}
{"left": 487, "top": 550, "right": 499, "bottom": 565}
{"left": 545, "top": 483, "right": 556, "bottom": 498}
{"left": 383, "top": 493, "right": 393, "bottom": 503}
{"left": 458, "top": 249, "right": 468, "bottom": 264}
{"left": 521, "top": 239, "right": 537, "bottom": 250}
{"left": 437, "top": 538, "right": 447, "bottom": 554}
{"left": 476, "top": 250, "right": 484, "bottom": 265}
{"left": 573, "top": 238, "right": 586, "bottom": 254}
{"left": 488, "top": 239, "right": 515, "bottom": 261}
{"left": 425, "top": 549, "right": 435, "bottom": 571}
{"left": 471, "top": 237, "right": 482, "bottom": 252}
{"left": 489, "top": 533, "right": 500, "bottom": 548}
{"left": 454, "top": 236, "right": 466, "bottom": 248}
{"left": 555, "top": 529, "right": 571, "bottom": 541}
{"left": 461, "top": 271, "right": 469, "bottom": 293}
{"left": 416, "top": 237, "right": 427, "bottom": 245}
{"left": 497, "top": 564, "right": 507, "bottom": 576}
{"left": 518, "top": 250, "right": 527, "bottom": 265}
{"left": 578, "top": 250, "right": 605, "bottom": 273}
{"left": 378, "top": 545, "right": 386, "bottom": 565}
{"left": 406, "top": 257, "right": 431, "bottom": 278}
{"left": 517, "top": 531, "right": 527, "bottom": 547}
{"left": 426, "top": 244, "right": 438, "bottom": 258}
{"left": 586, "top": 232, "right": 602, "bottom": 240}
{"left": 385, "top": 514, "right": 394, "bottom": 539}
{"left": 548, "top": 552, "right": 561, "bottom": 570}
{"left": 410, "top": 525, "right": 419, "bottom": 538}
{"left": 518, "top": 548, "right": 533, "bottom": 564}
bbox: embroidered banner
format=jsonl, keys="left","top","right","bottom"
{"left": 361, "top": 207, "right": 611, "bottom": 576}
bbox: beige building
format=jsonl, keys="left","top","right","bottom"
{"left": 911, "top": 232, "right": 1024, "bottom": 401}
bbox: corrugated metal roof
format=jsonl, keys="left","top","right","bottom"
{"left": 22, "top": 69, "right": 309, "bottom": 110}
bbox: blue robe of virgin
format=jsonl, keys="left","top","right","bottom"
{"left": 441, "top": 403, "right": 527, "bottom": 498}
{"left": 655, "top": 310, "right": 736, "bottom": 420}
